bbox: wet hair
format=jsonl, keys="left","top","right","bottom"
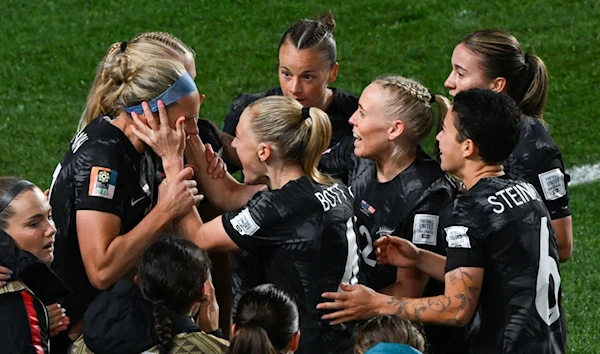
{"left": 459, "top": 30, "right": 548, "bottom": 120}
{"left": 137, "top": 237, "right": 211, "bottom": 354}
{"left": 372, "top": 76, "right": 451, "bottom": 161}
{"left": 0, "top": 177, "right": 37, "bottom": 230}
{"left": 279, "top": 13, "right": 337, "bottom": 67}
{"left": 452, "top": 88, "right": 521, "bottom": 164}
{"left": 77, "top": 37, "right": 189, "bottom": 132}
{"left": 354, "top": 315, "right": 426, "bottom": 354}
{"left": 246, "top": 95, "right": 334, "bottom": 185}
{"left": 229, "top": 284, "right": 299, "bottom": 354}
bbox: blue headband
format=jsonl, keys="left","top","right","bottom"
{"left": 124, "top": 72, "right": 197, "bottom": 114}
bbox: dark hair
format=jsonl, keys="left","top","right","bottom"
{"left": 0, "top": 177, "right": 37, "bottom": 230}
{"left": 354, "top": 315, "right": 426, "bottom": 354}
{"left": 229, "top": 284, "right": 299, "bottom": 354}
{"left": 138, "top": 237, "right": 211, "bottom": 354}
{"left": 452, "top": 88, "right": 521, "bottom": 164}
{"left": 278, "top": 13, "right": 337, "bottom": 67}
{"left": 459, "top": 30, "right": 548, "bottom": 120}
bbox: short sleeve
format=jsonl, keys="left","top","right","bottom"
{"left": 443, "top": 198, "right": 486, "bottom": 273}
{"left": 532, "top": 152, "right": 570, "bottom": 220}
{"left": 222, "top": 189, "right": 307, "bottom": 251}
{"left": 74, "top": 144, "right": 127, "bottom": 217}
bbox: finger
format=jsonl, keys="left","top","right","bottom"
{"left": 175, "top": 166, "right": 195, "bottom": 182}
{"left": 329, "top": 315, "right": 357, "bottom": 326}
{"left": 176, "top": 116, "right": 186, "bottom": 142}
{"left": 217, "top": 162, "right": 227, "bottom": 179}
{"left": 184, "top": 179, "right": 198, "bottom": 188}
{"left": 156, "top": 100, "right": 170, "bottom": 128}
{"left": 189, "top": 187, "right": 199, "bottom": 196}
{"left": 320, "top": 291, "right": 349, "bottom": 301}
{"left": 193, "top": 194, "right": 205, "bottom": 205}
{"left": 130, "top": 125, "right": 154, "bottom": 147}
{"left": 316, "top": 300, "right": 350, "bottom": 310}
{"left": 339, "top": 283, "right": 356, "bottom": 292}
{"left": 130, "top": 110, "right": 153, "bottom": 137}
{"left": 144, "top": 101, "right": 160, "bottom": 130}
{"left": 320, "top": 309, "right": 354, "bottom": 321}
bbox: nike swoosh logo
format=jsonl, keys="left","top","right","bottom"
{"left": 131, "top": 196, "right": 146, "bottom": 207}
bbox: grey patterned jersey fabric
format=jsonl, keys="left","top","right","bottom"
{"left": 444, "top": 176, "right": 566, "bottom": 354}
{"left": 222, "top": 176, "right": 358, "bottom": 354}
{"left": 504, "top": 116, "right": 570, "bottom": 220}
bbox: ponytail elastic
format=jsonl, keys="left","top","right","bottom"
{"left": 302, "top": 106, "right": 311, "bottom": 119}
{"left": 0, "top": 180, "right": 34, "bottom": 214}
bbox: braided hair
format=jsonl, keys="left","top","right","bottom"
{"left": 138, "top": 238, "right": 210, "bottom": 354}
{"left": 279, "top": 13, "right": 337, "bottom": 67}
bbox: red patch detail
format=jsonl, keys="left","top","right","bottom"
{"left": 21, "top": 290, "right": 44, "bottom": 354}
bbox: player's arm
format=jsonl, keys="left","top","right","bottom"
{"left": 77, "top": 168, "right": 201, "bottom": 290}
{"left": 318, "top": 266, "right": 483, "bottom": 326}
{"left": 552, "top": 216, "right": 572, "bottom": 263}
{"left": 177, "top": 210, "right": 240, "bottom": 252}
{"left": 375, "top": 235, "right": 447, "bottom": 282}
{"left": 379, "top": 267, "right": 428, "bottom": 298}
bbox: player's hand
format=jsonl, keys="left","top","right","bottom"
{"left": 131, "top": 100, "right": 186, "bottom": 165}
{"left": 0, "top": 266, "right": 12, "bottom": 285}
{"left": 205, "top": 144, "right": 226, "bottom": 179}
{"left": 157, "top": 167, "right": 203, "bottom": 219}
{"left": 184, "top": 134, "right": 208, "bottom": 175}
{"left": 374, "top": 235, "right": 420, "bottom": 268}
{"left": 47, "top": 303, "right": 70, "bottom": 337}
{"left": 317, "top": 283, "right": 383, "bottom": 325}
{"left": 196, "top": 274, "right": 219, "bottom": 333}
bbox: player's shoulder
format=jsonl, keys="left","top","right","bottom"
{"left": 232, "top": 87, "right": 282, "bottom": 107}
{"left": 329, "top": 87, "right": 359, "bottom": 116}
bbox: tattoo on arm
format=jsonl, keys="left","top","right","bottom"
{"left": 388, "top": 268, "right": 482, "bottom": 326}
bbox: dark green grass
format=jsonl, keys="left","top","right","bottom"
{"left": 0, "top": 1, "right": 598, "bottom": 352}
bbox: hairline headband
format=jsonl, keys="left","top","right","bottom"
{"left": 0, "top": 180, "right": 35, "bottom": 214}
{"left": 124, "top": 72, "right": 198, "bottom": 115}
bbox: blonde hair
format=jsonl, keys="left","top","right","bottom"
{"left": 354, "top": 315, "right": 426, "bottom": 354}
{"left": 78, "top": 32, "right": 192, "bottom": 132}
{"left": 246, "top": 96, "right": 334, "bottom": 185}
{"left": 372, "top": 76, "right": 451, "bottom": 161}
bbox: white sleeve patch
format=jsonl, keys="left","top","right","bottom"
{"left": 230, "top": 208, "right": 260, "bottom": 236}
{"left": 445, "top": 226, "right": 471, "bottom": 248}
{"left": 538, "top": 168, "right": 566, "bottom": 201}
{"left": 412, "top": 214, "right": 439, "bottom": 246}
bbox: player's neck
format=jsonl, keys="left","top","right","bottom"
{"left": 461, "top": 164, "right": 505, "bottom": 190}
{"left": 376, "top": 150, "right": 416, "bottom": 183}
{"left": 266, "top": 162, "right": 305, "bottom": 190}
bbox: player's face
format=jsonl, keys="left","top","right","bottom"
{"left": 232, "top": 109, "right": 265, "bottom": 184}
{"left": 165, "top": 91, "right": 202, "bottom": 137}
{"left": 5, "top": 188, "right": 56, "bottom": 265}
{"left": 349, "top": 83, "right": 395, "bottom": 160}
{"left": 436, "top": 108, "right": 464, "bottom": 174}
{"left": 278, "top": 42, "right": 338, "bottom": 110}
{"left": 445, "top": 43, "right": 496, "bottom": 97}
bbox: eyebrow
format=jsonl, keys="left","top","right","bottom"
{"left": 453, "top": 63, "right": 467, "bottom": 72}
{"left": 279, "top": 66, "right": 318, "bottom": 74}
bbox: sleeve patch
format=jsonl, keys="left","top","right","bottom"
{"left": 538, "top": 168, "right": 566, "bottom": 201}
{"left": 412, "top": 214, "right": 439, "bottom": 246}
{"left": 88, "top": 167, "right": 118, "bottom": 199}
{"left": 230, "top": 208, "right": 260, "bottom": 236}
{"left": 445, "top": 226, "right": 471, "bottom": 248}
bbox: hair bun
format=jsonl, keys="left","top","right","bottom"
{"left": 317, "top": 12, "right": 336, "bottom": 31}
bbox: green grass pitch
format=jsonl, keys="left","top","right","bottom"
{"left": 0, "top": 1, "right": 597, "bottom": 352}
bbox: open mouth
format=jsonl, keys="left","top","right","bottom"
{"left": 43, "top": 241, "right": 54, "bottom": 251}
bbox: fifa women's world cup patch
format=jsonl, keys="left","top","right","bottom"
{"left": 88, "top": 166, "right": 118, "bottom": 199}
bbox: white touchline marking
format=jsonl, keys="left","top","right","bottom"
{"left": 567, "top": 162, "right": 600, "bottom": 186}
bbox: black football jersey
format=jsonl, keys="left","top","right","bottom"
{"left": 504, "top": 116, "right": 570, "bottom": 220}
{"left": 444, "top": 176, "right": 566, "bottom": 354}
{"left": 321, "top": 139, "right": 454, "bottom": 290}
{"left": 49, "top": 117, "right": 157, "bottom": 323}
{"left": 222, "top": 177, "right": 358, "bottom": 354}
{"left": 222, "top": 87, "right": 358, "bottom": 165}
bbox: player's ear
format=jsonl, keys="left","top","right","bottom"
{"left": 257, "top": 142, "right": 271, "bottom": 162}
{"left": 490, "top": 77, "right": 506, "bottom": 93}
{"left": 389, "top": 119, "right": 405, "bottom": 140}
{"left": 462, "top": 138, "right": 478, "bottom": 159}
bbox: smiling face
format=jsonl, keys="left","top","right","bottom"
{"left": 5, "top": 188, "right": 56, "bottom": 265}
{"left": 436, "top": 108, "right": 465, "bottom": 175}
{"left": 348, "top": 83, "right": 396, "bottom": 160}
{"left": 278, "top": 42, "right": 338, "bottom": 110}
{"left": 444, "top": 43, "right": 496, "bottom": 97}
{"left": 231, "top": 108, "right": 267, "bottom": 184}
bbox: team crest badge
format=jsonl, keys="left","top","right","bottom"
{"left": 89, "top": 166, "right": 118, "bottom": 199}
